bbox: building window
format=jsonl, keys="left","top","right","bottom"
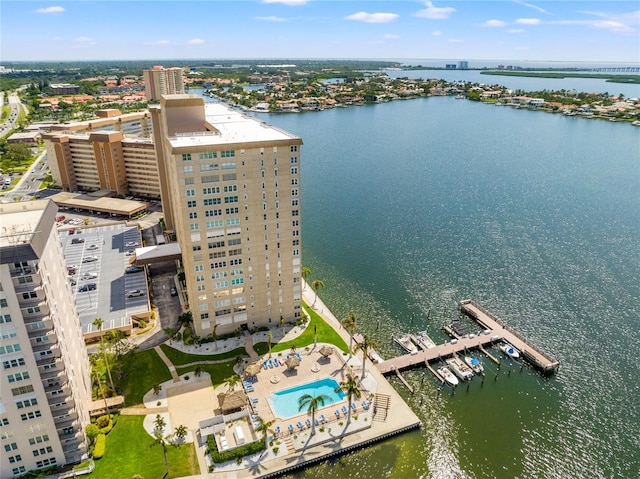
{"left": 290, "top": 145, "right": 298, "bottom": 152}
{"left": 183, "top": 166, "right": 193, "bottom": 173}
{"left": 291, "top": 167, "right": 298, "bottom": 175}
{"left": 187, "top": 200, "right": 197, "bottom": 208}
{"left": 190, "top": 223, "right": 199, "bottom": 231}
{"left": 0, "top": 344, "right": 21, "bottom": 355}
{"left": 3, "top": 358, "right": 26, "bottom": 369}
{"left": 204, "top": 198, "right": 221, "bottom": 206}
{"left": 182, "top": 153, "right": 192, "bottom": 161}
{"left": 199, "top": 151, "right": 217, "bottom": 160}
{"left": 20, "top": 411, "right": 42, "bottom": 421}
{"left": 221, "top": 150, "right": 235, "bottom": 158}
{"left": 186, "top": 189, "right": 196, "bottom": 197}
{"left": 0, "top": 314, "right": 12, "bottom": 323}
{"left": 189, "top": 212, "right": 198, "bottom": 219}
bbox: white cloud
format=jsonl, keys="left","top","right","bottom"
{"left": 592, "top": 21, "right": 634, "bottom": 33}
{"left": 432, "top": 30, "right": 442, "bottom": 36}
{"left": 516, "top": 18, "right": 541, "bottom": 25}
{"left": 415, "top": 1, "right": 455, "bottom": 20}
{"left": 508, "top": 29, "right": 526, "bottom": 33}
{"left": 36, "top": 6, "right": 64, "bottom": 14}
{"left": 74, "top": 37, "right": 93, "bottom": 43}
{"left": 254, "top": 16, "right": 288, "bottom": 22}
{"left": 345, "top": 12, "right": 399, "bottom": 24}
{"left": 513, "top": 0, "right": 552, "bottom": 15}
{"left": 483, "top": 19, "right": 506, "bottom": 27}
{"left": 262, "top": 0, "right": 308, "bottom": 5}
{"left": 188, "top": 39, "right": 205, "bottom": 45}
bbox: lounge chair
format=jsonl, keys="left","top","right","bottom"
{"left": 320, "top": 414, "right": 326, "bottom": 423}
{"left": 351, "top": 402, "right": 357, "bottom": 411}
{"left": 245, "top": 386, "right": 255, "bottom": 392}
{"left": 268, "top": 360, "right": 273, "bottom": 369}
{"left": 297, "top": 421, "right": 305, "bottom": 430}
{"left": 251, "top": 397, "right": 259, "bottom": 403}
{"left": 362, "top": 400, "right": 369, "bottom": 410}
{"left": 288, "top": 424, "right": 294, "bottom": 434}
{"left": 314, "top": 418, "right": 319, "bottom": 426}
{"left": 275, "top": 426, "right": 281, "bottom": 436}
{"left": 296, "top": 353, "right": 302, "bottom": 361}
{"left": 335, "top": 410, "right": 341, "bottom": 418}
{"left": 342, "top": 405, "right": 348, "bottom": 415}
{"left": 263, "top": 361, "right": 268, "bottom": 370}
{"left": 305, "top": 419, "right": 311, "bottom": 428}
{"left": 279, "top": 358, "right": 286, "bottom": 366}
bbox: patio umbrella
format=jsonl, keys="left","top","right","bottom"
{"left": 244, "top": 362, "right": 262, "bottom": 376}
{"left": 318, "top": 345, "right": 334, "bottom": 357}
{"left": 285, "top": 356, "right": 300, "bottom": 369}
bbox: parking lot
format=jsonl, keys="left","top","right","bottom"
{"left": 61, "top": 223, "right": 150, "bottom": 337}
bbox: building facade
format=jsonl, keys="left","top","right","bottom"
{"left": 143, "top": 66, "right": 185, "bottom": 101}
{"left": 151, "top": 95, "right": 304, "bottom": 336}
{"left": 42, "top": 111, "right": 160, "bottom": 198}
{"left": 0, "top": 200, "right": 91, "bottom": 478}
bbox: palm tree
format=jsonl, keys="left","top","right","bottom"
{"left": 90, "top": 355, "right": 109, "bottom": 414}
{"left": 298, "top": 393, "right": 330, "bottom": 435}
{"left": 93, "top": 318, "right": 115, "bottom": 395}
{"left": 212, "top": 324, "right": 219, "bottom": 350}
{"left": 341, "top": 311, "right": 357, "bottom": 357}
{"left": 301, "top": 266, "right": 311, "bottom": 291}
{"left": 254, "top": 417, "right": 275, "bottom": 447}
{"left": 224, "top": 374, "right": 240, "bottom": 392}
{"left": 152, "top": 383, "right": 162, "bottom": 396}
{"left": 267, "top": 331, "right": 273, "bottom": 359}
{"left": 335, "top": 373, "right": 361, "bottom": 424}
{"left": 150, "top": 415, "right": 172, "bottom": 479}
{"left": 194, "top": 366, "right": 203, "bottom": 377}
{"left": 310, "top": 279, "right": 324, "bottom": 307}
{"left": 174, "top": 425, "right": 188, "bottom": 445}
{"left": 163, "top": 327, "right": 176, "bottom": 345}
{"left": 355, "top": 334, "right": 379, "bottom": 381}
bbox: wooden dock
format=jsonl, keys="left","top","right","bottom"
{"left": 376, "top": 299, "right": 559, "bottom": 378}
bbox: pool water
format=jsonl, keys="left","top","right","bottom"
{"left": 269, "top": 377, "right": 345, "bottom": 419}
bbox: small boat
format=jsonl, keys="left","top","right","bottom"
{"left": 446, "top": 357, "right": 474, "bottom": 381}
{"left": 415, "top": 331, "right": 437, "bottom": 350}
{"left": 464, "top": 356, "right": 484, "bottom": 375}
{"left": 499, "top": 342, "right": 520, "bottom": 359}
{"left": 395, "top": 334, "right": 419, "bottom": 355}
{"left": 455, "top": 94, "right": 464, "bottom": 99}
{"left": 437, "top": 366, "right": 459, "bottom": 386}
{"left": 368, "top": 349, "right": 384, "bottom": 364}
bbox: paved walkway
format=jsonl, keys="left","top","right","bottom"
{"left": 243, "top": 330, "right": 260, "bottom": 362}
{"left": 154, "top": 345, "right": 181, "bottom": 382}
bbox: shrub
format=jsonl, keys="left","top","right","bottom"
{"left": 138, "top": 320, "right": 147, "bottom": 329}
{"left": 96, "top": 415, "right": 110, "bottom": 428}
{"left": 85, "top": 424, "right": 100, "bottom": 444}
{"left": 206, "top": 435, "right": 266, "bottom": 464}
{"left": 94, "top": 433, "right": 106, "bottom": 459}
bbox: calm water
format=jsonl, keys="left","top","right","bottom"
{"left": 196, "top": 89, "right": 640, "bottom": 478}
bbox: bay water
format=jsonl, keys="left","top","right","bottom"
{"left": 197, "top": 88, "right": 640, "bottom": 478}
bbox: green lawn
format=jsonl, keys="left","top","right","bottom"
{"left": 116, "top": 349, "right": 171, "bottom": 407}
{"left": 159, "top": 343, "right": 246, "bottom": 365}
{"left": 175, "top": 362, "right": 237, "bottom": 388}
{"left": 91, "top": 415, "right": 199, "bottom": 479}
{"left": 271, "top": 304, "right": 349, "bottom": 354}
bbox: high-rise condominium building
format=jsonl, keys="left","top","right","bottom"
{"left": 0, "top": 200, "right": 91, "bottom": 478}
{"left": 143, "top": 66, "right": 185, "bottom": 101}
{"left": 150, "top": 95, "right": 303, "bottom": 336}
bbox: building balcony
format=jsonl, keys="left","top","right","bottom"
{"left": 15, "top": 281, "right": 43, "bottom": 294}
{"left": 9, "top": 265, "right": 38, "bottom": 277}
{"left": 35, "top": 345, "right": 61, "bottom": 363}
{"left": 50, "top": 399, "right": 76, "bottom": 416}
{"left": 30, "top": 330, "right": 58, "bottom": 346}
{"left": 44, "top": 378, "right": 68, "bottom": 393}
{"left": 53, "top": 412, "right": 79, "bottom": 429}
{"left": 40, "top": 367, "right": 67, "bottom": 382}
{"left": 38, "top": 357, "right": 64, "bottom": 373}
{"left": 27, "top": 319, "right": 54, "bottom": 336}
{"left": 32, "top": 340, "right": 60, "bottom": 354}
{"left": 23, "top": 313, "right": 50, "bottom": 325}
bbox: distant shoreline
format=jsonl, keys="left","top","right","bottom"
{"left": 479, "top": 70, "right": 640, "bottom": 84}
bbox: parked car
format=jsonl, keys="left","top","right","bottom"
{"left": 127, "top": 289, "right": 144, "bottom": 298}
{"left": 125, "top": 266, "right": 143, "bottom": 274}
{"left": 125, "top": 241, "right": 140, "bottom": 247}
{"left": 81, "top": 272, "right": 98, "bottom": 280}
{"left": 69, "top": 279, "right": 77, "bottom": 286}
{"left": 125, "top": 250, "right": 135, "bottom": 256}
{"left": 78, "top": 283, "right": 96, "bottom": 292}
{"left": 71, "top": 238, "right": 85, "bottom": 244}
{"left": 68, "top": 228, "right": 75, "bottom": 235}
{"left": 170, "top": 287, "right": 178, "bottom": 296}
{"left": 56, "top": 215, "right": 66, "bottom": 222}
{"left": 87, "top": 244, "right": 99, "bottom": 250}
{"left": 82, "top": 256, "right": 98, "bottom": 263}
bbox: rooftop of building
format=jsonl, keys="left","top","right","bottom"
{"left": 0, "top": 201, "right": 48, "bottom": 249}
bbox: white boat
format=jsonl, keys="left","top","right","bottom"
{"left": 395, "top": 334, "right": 419, "bottom": 355}
{"left": 437, "top": 366, "right": 459, "bottom": 386}
{"left": 414, "top": 331, "right": 437, "bottom": 350}
{"left": 464, "top": 356, "right": 484, "bottom": 375}
{"left": 446, "top": 357, "right": 474, "bottom": 381}
{"left": 499, "top": 342, "right": 520, "bottom": 359}
{"left": 368, "top": 349, "right": 384, "bottom": 364}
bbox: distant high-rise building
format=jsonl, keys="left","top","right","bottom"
{"left": 150, "top": 95, "right": 304, "bottom": 337}
{"left": 0, "top": 200, "right": 91, "bottom": 477}
{"left": 445, "top": 64, "right": 457, "bottom": 70}
{"left": 143, "top": 66, "right": 185, "bottom": 101}
{"left": 458, "top": 61, "right": 469, "bottom": 70}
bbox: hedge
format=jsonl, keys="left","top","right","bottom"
{"left": 94, "top": 433, "right": 106, "bottom": 459}
{"left": 206, "top": 435, "right": 265, "bottom": 464}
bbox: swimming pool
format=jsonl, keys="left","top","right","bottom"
{"left": 269, "top": 377, "right": 345, "bottom": 419}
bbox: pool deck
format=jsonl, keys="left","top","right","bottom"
{"left": 164, "top": 285, "right": 421, "bottom": 478}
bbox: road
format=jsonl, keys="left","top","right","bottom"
{"left": 0, "top": 91, "right": 24, "bottom": 137}
{"left": 1, "top": 150, "right": 50, "bottom": 203}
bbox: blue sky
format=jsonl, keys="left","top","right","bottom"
{"left": 2, "top": 1, "right": 639, "bottom": 63}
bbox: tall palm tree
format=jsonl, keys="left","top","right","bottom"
{"left": 341, "top": 311, "right": 357, "bottom": 357}
{"left": 93, "top": 318, "right": 115, "bottom": 395}
{"left": 224, "top": 374, "right": 240, "bottom": 392}
{"left": 301, "top": 266, "right": 311, "bottom": 291}
{"left": 335, "top": 373, "right": 362, "bottom": 424}
{"left": 298, "top": 393, "right": 330, "bottom": 435}
{"left": 174, "top": 425, "right": 188, "bottom": 445}
{"left": 163, "top": 327, "right": 176, "bottom": 345}
{"left": 310, "top": 279, "right": 324, "bottom": 307}
{"left": 150, "top": 415, "right": 172, "bottom": 479}
{"left": 212, "top": 324, "right": 219, "bottom": 350}
{"left": 355, "top": 334, "right": 379, "bottom": 382}
{"left": 254, "top": 417, "right": 276, "bottom": 447}
{"left": 89, "top": 354, "right": 109, "bottom": 414}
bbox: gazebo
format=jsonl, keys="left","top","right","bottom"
{"left": 244, "top": 362, "right": 262, "bottom": 377}
{"left": 285, "top": 356, "right": 300, "bottom": 370}
{"left": 319, "top": 345, "right": 334, "bottom": 358}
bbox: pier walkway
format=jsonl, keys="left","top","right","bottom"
{"left": 376, "top": 299, "right": 559, "bottom": 377}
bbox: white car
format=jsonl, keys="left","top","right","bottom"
{"left": 81, "top": 272, "right": 98, "bottom": 280}
{"left": 125, "top": 241, "right": 140, "bottom": 247}
{"left": 127, "top": 289, "right": 144, "bottom": 298}
{"left": 87, "top": 244, "right": 99, "bottom": 250}
{"left": 125, "top": 250, "right": 135, "bottom": 256}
